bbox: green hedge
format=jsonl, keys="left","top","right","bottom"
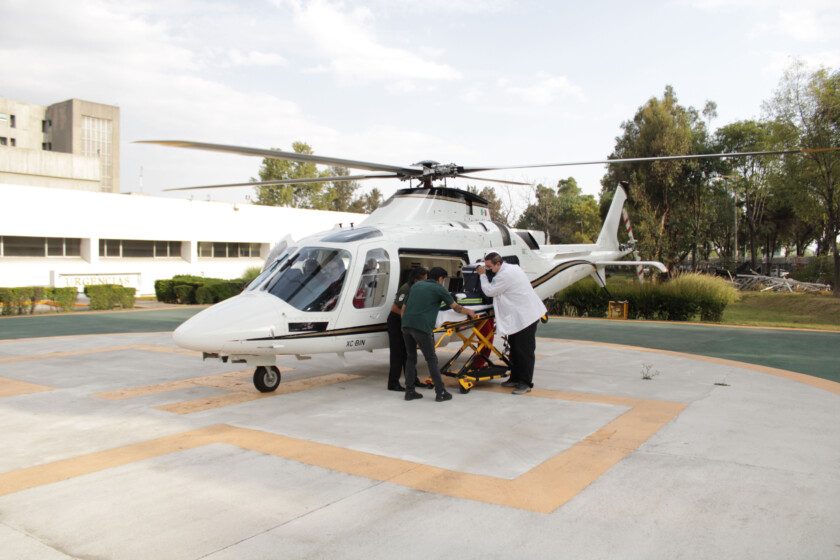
{"left": 155, "top": 274, "right": 247, "bottom": 305}
{"left": 84, "top": 284, "right": 136, "bottom": 310}
{"left": 0, "top": 286, "right": 79, "bottom": 314}
{"left": 47, "top": 287, "right": 78, "bottom": 312}
{"left": 549, "top": 273, "right": 737, "bottom": 322}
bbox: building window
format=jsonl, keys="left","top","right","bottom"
{"left": 10, "top": 115, "right": 15, "bottom": 128}
{"left": 154, "top": 241, "right": 181, "bottom": 258}
{"left": 10, "top": 138, "right": 15, "bottom": 147}
{"left": 99, "top": 239, "right": 182, "bottom": 258}
{"left": 198, "top": 241, "right": 263, "bottom": 258}
{"left": 0, "top": 137, "right": 7, "bottom": 146}
{"left": 42, "top": 120, "right": 47, "bottom": 133}
{"left": 0, "top": 236, "right": 81, "bottom": 257}
{"left": 42, "top": 142, "right": 52, "bottom": 151}
{"left": 81, "top": 115, "right": 113, "bottom": 189}
{"left": 0, "top": 113, "right": 8, "bottom": 125}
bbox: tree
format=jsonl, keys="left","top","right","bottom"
{"left": 514, "top": 177, "right": 600, "bottom": 244}
{"left": 713, "top": 120, "right": 779, "bottom": 269}
{"left": 349, "top": 187, "right": 384, "bottom": 214}
{"left": 600, "top": 86, "right": 713, "bottom": 268}
{"left": 766, "top": 63, "right": 840, "bottom": 294}
{"left": 254, "top": 142, "right": 325, "bottom": 208}
{"left": 320, "top": 166, "right": 359, "bottom": 212}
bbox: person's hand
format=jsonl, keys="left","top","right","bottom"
{"left": 476, "top": 265, "right": 486, "bottom": 275}
{"left": 465, "top": 308, "right": 477, "bottom": 318}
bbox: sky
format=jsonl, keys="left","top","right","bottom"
{"left": 2, "top": 0, "right": 838, "bottom": 214}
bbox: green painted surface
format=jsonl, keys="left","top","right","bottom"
{"left": 0, "top": 308, "right": 204, "bottom": 340}
{"left": 539, "top": 318, "right": 840, "bottom": 383}
{"left": 1, "top": 309, "right": 837, "bottom": 384}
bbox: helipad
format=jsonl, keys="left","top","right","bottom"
{"left": 0, "top": 330, "right": 838, "bottom": 559}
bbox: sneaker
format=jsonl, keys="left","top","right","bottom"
{"left": 512, "top": 384, "right": 531, "bottom": 395}
{"left": 388, "top": 384, "right": 406, "bottom": 392}
{"left": 405, "top": 390, "right": 423, "bottom": 401}
{"left": 435, "top": 391, "right": 453, "bottom": 402}
{"left": 500, "top": 379, "right": 517, "bottom": 388}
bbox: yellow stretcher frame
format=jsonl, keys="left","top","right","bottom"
{"left": 430, "top": 312, "right": 512, "bottom": 393}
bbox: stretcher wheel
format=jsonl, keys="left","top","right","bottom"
{"left": 458, "top": 379, "right": 473, "bottom": 394}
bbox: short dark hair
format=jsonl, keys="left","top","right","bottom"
{"left": 429, "top": 267, "right": 448, "bottom": 281}
{"left": 409, "top": 267, "right": 428, "bottom": 282}
{"left": 484, "top": 252, "right": 503, "bottom": 265}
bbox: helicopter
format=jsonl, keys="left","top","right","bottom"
{"left": 139, "top": 140, "right": 832, "bottom": 392}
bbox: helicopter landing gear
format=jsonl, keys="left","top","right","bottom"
{"left": 253, "top": 365, "right": 281, "bottom": 392}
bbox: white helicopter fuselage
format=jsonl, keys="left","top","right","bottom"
{"left": 173, "top": 186, "right": 664, "bottom": 366}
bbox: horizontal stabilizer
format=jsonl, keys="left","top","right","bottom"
{"left": 595, "top": 260, "right": 668, "bottom": 273}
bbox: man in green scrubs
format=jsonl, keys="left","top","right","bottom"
{"left": 401, "top": 267, "right": 476, "bottom": 402}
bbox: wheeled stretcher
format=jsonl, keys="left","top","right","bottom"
{"left": 432, "top": 311, "right": 511, "bottom": 393}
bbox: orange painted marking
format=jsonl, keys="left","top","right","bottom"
{"left": 0, "top": 387, "right": 684, "bottom": 513}
{"left": 0, "top": 377, "right": 51, "bottom": 398}
{"left": 156, "top": 373, "right": 361, "bottom": 414}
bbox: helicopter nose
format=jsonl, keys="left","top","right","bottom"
{"left": 173, "top": 292, "right": 287, "bottom": 352}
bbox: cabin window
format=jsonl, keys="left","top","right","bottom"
{"left": 263, "top": 247, "right": 351, "bottom": 312}
{"left": 353, "top": 249, "right": 390, "bottom": 309}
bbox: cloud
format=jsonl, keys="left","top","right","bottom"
{"left": 287, "top": 0, "right": 461, "bottom": 85}
{"left": 497, "top": 72, "right": 586, "bottom": 106}
{"left": 224, "top": 49, "right": 288, "bottom": 67}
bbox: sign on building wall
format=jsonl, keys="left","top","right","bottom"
{"left": 51, "top": 271, "right": 141, "bottom": 292}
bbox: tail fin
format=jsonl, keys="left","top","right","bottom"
{"left": 595, "top": 186, "right": 627, "bottom": 251}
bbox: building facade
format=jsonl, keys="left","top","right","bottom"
{"left": 0, "top": 184, "right": 366, "bottom": 295}
{"left": 0, "top": 97, "right": 120, "bottom": 192}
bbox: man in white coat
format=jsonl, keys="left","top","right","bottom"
{"left": 476, "top": 252, "right": 547, "bottom": 394}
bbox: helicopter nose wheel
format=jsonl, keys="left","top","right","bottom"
{"left": 253, "top": 365, "right": 281, "bottom": 392}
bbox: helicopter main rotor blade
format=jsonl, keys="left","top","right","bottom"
{"left": 136, "top": 140, "right": 421, "bottom": 175}
{"left": 162, "top": 173, "right": 400, "bottom": 192}
{"left": 455, "top": 174, "right": 531, "bottom": 186}
{"left": 459, "top": 147, "right": 840, "bottom": 174}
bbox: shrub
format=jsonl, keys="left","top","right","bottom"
{"left": 195, "top": 286, "right": 214, "bottom": 304}
{"left": 241, "top": 266, "right": 262, "bottom": 284}
{"left": 174, "top": 284, "right": 196, "bottom": 304}
{"left": 208, "top": 280, "right": 246, "bottom": 302}
{"left": 47, "top": 287, "right": 78, "bottom": 312}
{"left": 790, "top": 256, "right": 834, "bottom": 285}
{"left": 154, "top": 279, "right": 177, "bottom": 303}
{"left": 85, "top": 284, "right": 135, "bottom": 310}
{"left": 9, "top": 287, "right": 34, "bottom": 315}
{"left": 0, "top": 288, "right": 12, "bottom": 316}
{"left": 551, "top": 273, "right": 736, "bottom": 322}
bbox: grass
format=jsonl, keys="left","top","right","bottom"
{"left": 722, "top": 291, "right": 840, "bottom": 331}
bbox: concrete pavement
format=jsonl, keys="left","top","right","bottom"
{"left": 0, "top": 332, "right": 838, "bottom": 559}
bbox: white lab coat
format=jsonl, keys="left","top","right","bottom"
{"left": 479, "top": 262, "right": 547, "bottom": 336}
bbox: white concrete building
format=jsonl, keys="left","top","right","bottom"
{"left": 0, "top": 184, "right": 365, "bottom": 295}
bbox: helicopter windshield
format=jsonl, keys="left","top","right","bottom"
{"left": 245, "top": 247, "right": 296, "bottom": 291}
{"left": 262, "top": 247, "right": 351, "bottom": 312}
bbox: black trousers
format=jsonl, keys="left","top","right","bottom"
{"left": 402, "top": 327, "right": 446, "bottom": 395}
{"left": 508, "top": 320, "right": 538, "bottom": 387}
{"left": 387, "top": 311, "right": 407, "bottom": 388}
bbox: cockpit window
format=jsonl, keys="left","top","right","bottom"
{"left": 262, "top": 247, "right": 351, "bottom": 312}
{"left": 321, "top": 227, "right": 382, "bottom": 242}
{"left": 245, "top": 247, "right": 296, "bottom": 291}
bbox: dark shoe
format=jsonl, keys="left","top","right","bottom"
{"left": 388, "top": 384, "right": 406, "bottom": 392}
{"left": 405, "top": 390, "right": 423, "bottom": 401}
{"left": 500, "top": 379, "right": 517, "bottom": 388}
{"left": 512, "top": 383, "right": 531, "bottom": 395}
{"left": 435, "top": 391, "right": 452, "bottom": 402}
{"left": 415, "top": 378, "right": 431, "bottom": 389}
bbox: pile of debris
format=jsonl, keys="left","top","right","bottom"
{"left": 735, "top": 273, "right": 831, "bottom": 293}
